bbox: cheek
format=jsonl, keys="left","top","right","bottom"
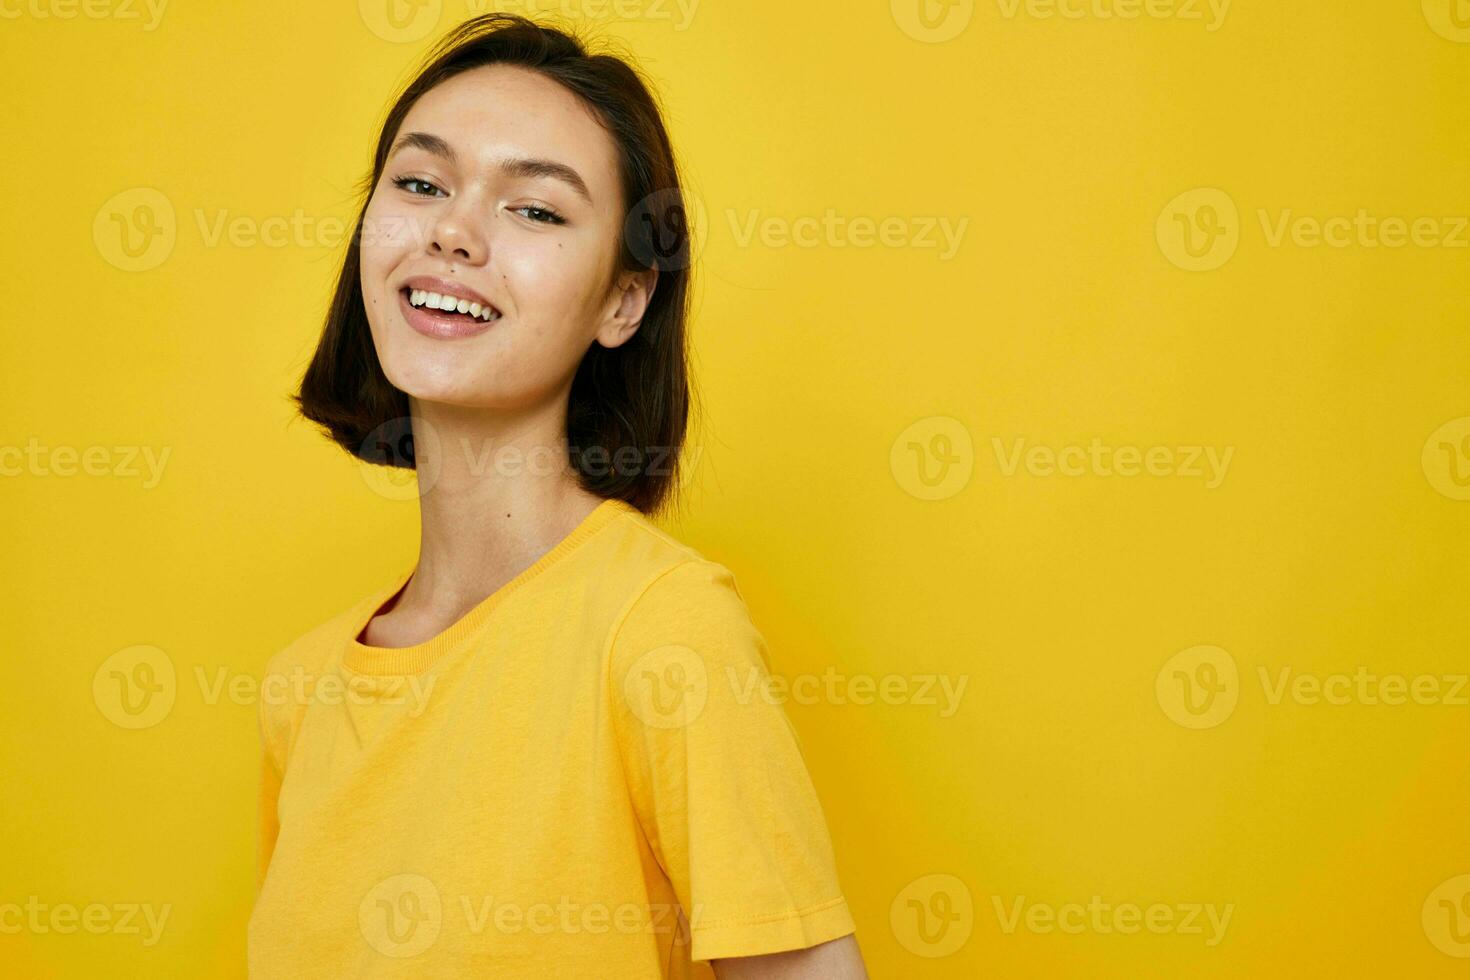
{"left": 504, "top": 236, "right": 611, "bottom": 318}
{"left": 359, "top": 196, "right": 412, "bottom": 291}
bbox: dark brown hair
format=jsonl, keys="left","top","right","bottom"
{"left": 292, "top": 13, "right": 694, "bottom": 518}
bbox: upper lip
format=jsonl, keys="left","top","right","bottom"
{"left": 400, "top": 275, "right": 499, "bottom": 315}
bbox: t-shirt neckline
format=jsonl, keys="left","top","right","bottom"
{"left": 341, "top": 496, "right": 636, "bottom": 677}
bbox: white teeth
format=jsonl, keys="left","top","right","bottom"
{"left": 406, "top": 287, "right": 499, "bottom": 322}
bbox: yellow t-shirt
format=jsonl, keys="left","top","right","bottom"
{"left": 248, "top": 497, "right": 855, "bottom": 978}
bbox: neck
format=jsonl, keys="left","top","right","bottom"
{"left": 398, "top": 395, "right": 602, "bottom": 619}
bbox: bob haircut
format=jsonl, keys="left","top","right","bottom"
{"left": 293, "top": 13, "right": 694, "bottom": 518}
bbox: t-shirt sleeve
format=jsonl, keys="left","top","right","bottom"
{"left": 255, "top": 653, "right": 292, "bottom": 894}
{"left": 256, "top": 743, "right": 282, "bottom": 894}
{"left": 606, "top": 558, "right": 856, "bottom": 963}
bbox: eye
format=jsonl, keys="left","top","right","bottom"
{"left": 391, "top": 175, "right": 446, "bottom": 197}
{"left": 512, "top": 204, "right": 567, "bottom": 225}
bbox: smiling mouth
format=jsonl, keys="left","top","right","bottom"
{"left": 402, "top": 287, "right": 501, "bottom": 323}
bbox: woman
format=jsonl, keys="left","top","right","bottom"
{"left": 248, "top": 14, "right": 866, "bottom": 979}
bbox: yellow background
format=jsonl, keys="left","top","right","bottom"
{"left": 3, "top": 0, "right": 1468, "bottom": 975}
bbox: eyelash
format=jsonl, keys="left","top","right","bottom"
{"left": 389, "top": 175, "right": 567, "bottom": 225}
{"left": 391, "top": 175, "right": 445, "bottom": 198}
{"left": 516, "top": 204, "right": 567, "bottom": 225}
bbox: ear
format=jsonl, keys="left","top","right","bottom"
{"left": 594, "top": 266, "right": 658, "bottom": 349}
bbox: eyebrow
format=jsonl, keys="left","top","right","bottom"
{"left": 388, "top": 131, "right": 594, "bottom": 205}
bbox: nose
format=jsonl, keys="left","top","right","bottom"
{"left": 426, "top": 199, "right": 488, "bottom": 265}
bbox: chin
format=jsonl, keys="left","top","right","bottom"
{"left": 386, "top": 366, "right": 477, "bottom": 403}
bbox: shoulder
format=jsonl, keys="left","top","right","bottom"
{"left": 597, "top": 501, "right": 714, "bottom": 569}
{"left": 601, "top": 507, "right": 754, "bottom": 618}
{"left": 588, "top": 504, "right": 757, "bottom": 621}
{"left": 623, "top": 555, "right": 752, "bottom": 622}
{"left": 258, "top": 583, "right": 392, "bottom": 726}
{"left": 257, "top": 582, "right": 396, "bottom": 769}
{"left": 603, "top": 543, "right": 768, "bottom": 689}
{"left": 261, "top": 589, "right": 378, "bottom": 681}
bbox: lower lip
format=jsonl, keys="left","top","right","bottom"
{"left": 399, "top": 289, "right": 498, "bottom": 339}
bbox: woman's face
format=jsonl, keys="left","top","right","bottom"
{"left": 359, "top": 64, "right": 653, "bottom": 410}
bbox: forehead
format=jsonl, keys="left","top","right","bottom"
{"left": 397, "top": 64, "right": 621, "bottom": 207}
